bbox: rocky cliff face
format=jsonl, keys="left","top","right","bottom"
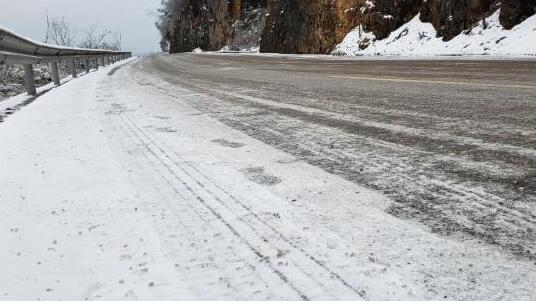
{"left": 227, "top": 1, "right": 267, "bottom": 51}
{"left": 167, "top": 0, "right": 266, "bottom": 53}
{"left": 163, "top": 0, "right": 536, "bottom": 54}
{"left": 500, "top": 0, "right": 536, "bottom": 29}
{"left": 168, "top": 0, "right": 230, "bottom": 53}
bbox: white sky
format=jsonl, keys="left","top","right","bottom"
{"left": 0, "top": 0, "right": 162, "bottom": 55}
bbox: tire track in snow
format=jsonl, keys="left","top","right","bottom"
{"left": 118, "top": 110, "right": 367, "bottom": 300}
{"left": 117, "top": 112, "right": 313, "bottom": 300}
{"left": 126, "top": 63, "right": 536, "bottom": 261}
{"left": 97, "top": 78, "right": 295, "bottom": 300}
{"left": 151, "top": 75, "right": 535, "bottom": 227}
{"left": 123, "top": 112, "right": 369, "bottom": 298}
{"left": 106, "top": 68, "right": 369, "bottom": 299}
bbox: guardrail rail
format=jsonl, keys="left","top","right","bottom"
{"left": 0, "top": 26, "right": 131, "bottom": 95}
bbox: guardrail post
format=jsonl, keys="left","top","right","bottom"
{"left": 49, "top": 61, "right": 61, "bottom": 86}
{"left": 70, "top": 59, "right": 77, "bottom": 78}
{"left": 23, "top": 64, "right": 37, "bottom": 96}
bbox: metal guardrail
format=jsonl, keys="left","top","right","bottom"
{"left": 0, "top": 26, "right": 132, "bottom": 95}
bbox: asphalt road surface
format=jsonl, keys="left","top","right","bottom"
{"left": 132, "top": 53, "right": 536, "bottom": 261}
{"left": 3, "top": 55, "right": 536, "bottom": 300}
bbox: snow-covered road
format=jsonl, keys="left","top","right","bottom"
{"left": 1, "top": 57, "right": 535, "bottom": 300}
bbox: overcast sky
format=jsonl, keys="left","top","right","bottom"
{"left": 0, "top": 0, "right": 162, "bottom": 54}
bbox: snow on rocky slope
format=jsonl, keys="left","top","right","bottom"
{"left": 334, "top": 10, "right": 536, "bottom": 56}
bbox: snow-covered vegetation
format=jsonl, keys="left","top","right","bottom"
{"left": 0, "top": 63, "right": 78, "bottom": 101}
{"left": 0, "top": 65, "right": 53, "bottom": 101}
{"left": 334, "top": 10, "right": 536, "bottom": 56}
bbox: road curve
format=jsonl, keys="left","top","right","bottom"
{"left": 2, "top": 56, "right": 536, "bottom": 300}
{"left": 132, "top": 53, "right": 536, "bottom": 260}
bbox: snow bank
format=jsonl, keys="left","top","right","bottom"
{"left": 218, "top": 46, "right": 260, "bottom": 53}
{"left": 334, "top": 10, "right": 536, "bottom": 57}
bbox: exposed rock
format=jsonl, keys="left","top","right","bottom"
{"left": 169, "top": 0, "right": 232, "bottom": 53}
{"left": 163, "top": 0, "right": 536, "bottom": 54}
{"left": 500, "top": 0, "right": 536, "bottom": 29}
{"left": 227, "top": 5, "right": 267, "bottom": 51}
{"left": 168, "top": 0, "right": 266, "bottom": 53}
{"left": 419, "top": 0, "right": 498, "bottom": 40}
{"left": 260, "top": 1, "right": 342, "bottom": 54}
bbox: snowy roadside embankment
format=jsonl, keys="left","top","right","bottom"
{"left": 0, "top": 59, "right": 132, "bottom": 124}
{"left": 0, "top": 72, "right": 74, "bottom": 124}
{"left": 334, "top": 10, "right": 536, "bottom": 57}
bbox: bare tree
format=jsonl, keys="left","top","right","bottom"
{"left": 43, "top": 13, "right": 122, "bottom": 51}
{"left": 78, "top": 26, "right": 122, "bottom": 51}
{"left": 45, "top": 13, "right": 76, "bottom": 47}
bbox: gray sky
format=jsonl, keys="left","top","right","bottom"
{"left": 0, "top": 0, "right": 162, "bottom": 54}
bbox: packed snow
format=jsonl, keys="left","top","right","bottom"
{"left": 334, "top": 10, "right": 536, "bottom": 57}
